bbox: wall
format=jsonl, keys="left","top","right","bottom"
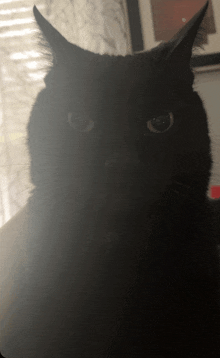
{"left": 194, "top": 69, "right": 220, "bottom": 190}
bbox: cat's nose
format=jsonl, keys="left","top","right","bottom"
{"left": 105, "top": 149, "right": 140, "bottom": 168}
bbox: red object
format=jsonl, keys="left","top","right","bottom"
{"left": 210, "top": 186, "right": 220, "bottom": 199}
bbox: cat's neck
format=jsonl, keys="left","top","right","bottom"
{"left": 146, "top": 186, "right": 213, "bottom": 250}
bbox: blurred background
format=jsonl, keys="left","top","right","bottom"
{"left": 0, "top": 0, "right": 220, "bottom": 228}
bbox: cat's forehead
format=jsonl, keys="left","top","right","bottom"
{"left": 65, "top": 49, "right": 161, "bottom": 97}
{"left": 64, "top": 42, "right": 159, "bottom": 80}
{"left": 100, "top": 50, "right": 159, "bottom": 82}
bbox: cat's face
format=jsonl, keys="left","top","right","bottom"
{"left": 29, "top": 3, "right": 211, "bottom": 214}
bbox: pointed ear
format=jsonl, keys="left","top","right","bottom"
{"left": 165, "top": 1, "right": 209, "bottom": 66}
{"left": 33, "top": 5, "right": 86, "bottom": 62}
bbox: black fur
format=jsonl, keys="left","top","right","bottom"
{"left": 1, "top": 2, "right": 220, "bottom": 357}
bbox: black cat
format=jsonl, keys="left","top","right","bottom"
{"left": 1, "top": 1, "right": 220, "bottom": 357}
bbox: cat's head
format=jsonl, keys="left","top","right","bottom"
{"left": 29, "top": 2, "right": 210, "bottom": 209}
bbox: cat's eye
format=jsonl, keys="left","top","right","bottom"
{"left": 147, "top": 112, "right": 174, "bottom": 133}
{"left": 68, "top": 112, "right": 94, "bottom": 132}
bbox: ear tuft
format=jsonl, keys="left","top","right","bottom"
{"left": 33, "top": 6, "right": 96, "bottom": 66}
{"left": 192, "top": 23, "right": 207, "bottom": 53}
{"left": 166, "top": 1, "right": 209, "bottom": 65}
{"left": 33, "top": 5, "right": 70, "bottom": 63}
